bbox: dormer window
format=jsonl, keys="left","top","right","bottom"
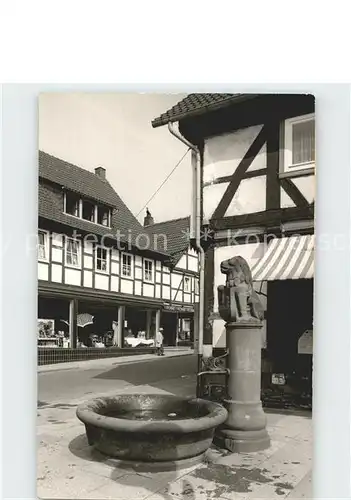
{"left": 97, "top": 204, "right": 110, "bottom": 226}
{"left": 82, "top": 199, "right": 95, "bottom": 222}
{"left": 65, "top": 192, "right": 80, "bottom": 217}
{"left": 63, "top": 190, "right": 111, "bottom": 227}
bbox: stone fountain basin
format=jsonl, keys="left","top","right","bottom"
{"left": 76, "top": 394, "right": 228, "bottom": 465}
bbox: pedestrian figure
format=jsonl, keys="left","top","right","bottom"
{"left": 155, "top": 327, "right": 164, "bottom": 356}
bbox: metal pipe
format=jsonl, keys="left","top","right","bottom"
{"left": 197, "top": 370, "right": 229, "bottom": 377}
{"left": 168, "top": 123, "right": 206, "bottom": 396}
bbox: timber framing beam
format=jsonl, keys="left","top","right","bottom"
{"left": 210, "top": 205, "right": 314, "bottom": 231}
{"left": 280, "top": 178, "right": 310, "bottom": 207}
{"left": 212, "top": 126, "right": 269, "bottom": 219}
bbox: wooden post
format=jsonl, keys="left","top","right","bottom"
{"left": 155, "top": 309, "right": 161, "bottom": 337}
{"left": 69, "top": 299, "right": 78, "bottom": 349}
{"left": 117, "top": 305, "right": 125, "bottom": 348}
{"left": 146, "top": 310, "right": 152, "bottom": 339}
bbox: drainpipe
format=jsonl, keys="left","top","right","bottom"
{"left": 168, "top": 123, "right": 206, "bottom": 390}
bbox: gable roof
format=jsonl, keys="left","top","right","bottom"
{"left": 151, "top": 93, "right": 258, "bottom": 128}
{"left": 38, "top": 151, "right": 167, "bottom": 256}
{"left": 145, "top": 216, "right": 191, "bottom": 265}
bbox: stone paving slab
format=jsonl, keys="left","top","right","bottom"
{"left": 37, "top": 380, "right": 312, "bottom": 499}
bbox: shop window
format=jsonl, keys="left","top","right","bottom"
{"left": 82, "top": 199, "right": 95, "bottom": 222}
{"left": 95, "top": 246, "right": 109, "bottom": 273}
{"left": 97, "top": 204, "right": 110, "bottom": 226}
{"left": 143, "top": 258, "right": 154, "bottom": 282}
{"left": 65, "top": 237, "right": 81, "bottom": 267}
{"left": 122, "top": 252, "right": 133, "bottom": 277}
{"left": 283, "top": 113, "right": 315, "bottom": 172}
{"left": 38, "top": 230, "right": 49, "bottom": 261}
{"left": 184, "top": 276, "right": 191, "bottom": 292}
{"left": 64, "top": 191, "right": 80, "bottom": 217}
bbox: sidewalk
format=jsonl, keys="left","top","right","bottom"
{"left": 37, "top": 373, "right": 312, "bottom": 499}
{"left": 38, "top": 348, "right": 193, "bottom": 374}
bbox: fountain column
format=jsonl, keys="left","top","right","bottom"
{"left": 214, "top": 256, "right": 270, "bottom": 453}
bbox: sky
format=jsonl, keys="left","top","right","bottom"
{"left": 39, "top": 93, "right": 191, "bottom": 224}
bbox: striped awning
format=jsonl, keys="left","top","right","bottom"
{"left": 252, "top": 235, "right": 314, "bottom": 281}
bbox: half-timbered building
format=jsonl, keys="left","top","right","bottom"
{"left": 38, "top": 151, "right": 199, "bottom": 363}
{"left": 152, "top": 93, "right": 315, "bottom": 403}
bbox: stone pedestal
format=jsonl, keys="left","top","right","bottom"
{"left": 214, "top": 321, "right": 270, "bottom": 453}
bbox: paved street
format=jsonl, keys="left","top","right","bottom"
{"left": 37, "top": 353, "right": 312, "bottom": 499}
{"left": 38, "top": 351, "right": 196, "bottom": 404}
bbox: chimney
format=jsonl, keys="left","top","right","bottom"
{"left": 95, "top": 167, "right": 106, "bottom": 180}
{"left": 144, "top": 208, "right": 154, "bottom": 227}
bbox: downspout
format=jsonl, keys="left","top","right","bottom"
{"left": 168, "top": 123, "right": 206, "bottom": 383}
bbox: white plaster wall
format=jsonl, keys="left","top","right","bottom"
{"left": 135, "top": 255, "right": 142, "bottom": 267}
{"left": 85, "top": 241, "right": 93, "bottom": 254}
{"left": 156, "top": 271, "right": 162, "bottom": 283}
{"left": 188, "top": 256, "right": 199, "bottom": 272}
{"left": 203, "top": 126, "right": 266, "bottom": 222}
{"left": 155, "top": 284, "right": 161, "bottom": 298}
{"left": 65, "top": 268, "right": 81, "bottom": 286}
{"left": 51, "top": 264, "right": 62, "bottom": 283}
{"left": 38, "top": 262, "right": 49, "bottom": 280}
{"left": 156, "top": 260, "right": 161, "bottom": 270}
{"left": 120, "top": 279, "right": 133, "bottom": 294}
{"left": 176, "top": 255, "right": 187, "bottom": 271}
{"left": 183, "top": 293, "right": 191, "bottom": 303}
{"left": 171, "top": 273, "right": 182, "bottom": 288}
{"left": 292, "top": 177, "right": 315, "bottom": 204}
{"left": 225, "top": 177, "right": 266, "bottom": 217}
{"left": 162, "top": 285, "right": 171, "bottom": 300}
{"left": 110, "top": 276, "right": 119, "bottom": 292}
{"left": 111, "top": 248, "right": 119, "bottom": 260}
{"left": 95, "top": 274, "right": 109, "bottom": 290}
{"left": 83, "top": 270, "right": 93, "bottom": 288}
{"left": 163, "top": 273, "right": 170, "bottom": 285}
{"left": 84, "top": 255, "right": 93, "bottom": 269}
{"left": 52, "top": 233, "right": 63, "bottom": 247}
{"left": 134, "top": 281, "right": 142, "bottom": 295}
{"left": 51, "top": 247, "right": 62, "bottom": 263}
{"left": 280, "top": 188, "right": 295, "bottom": 208}
{"left": 143, "top": 284, "right": 154, "bottom": 297}
{"left": 111, "top": 261, "right": 119, "bottom": 275}
{"left": 135, "top": 267, "right": 142, "bottom": 280}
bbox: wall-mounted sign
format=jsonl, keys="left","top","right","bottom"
{"left": 272, "top": 373, "right": 285, "bottom": 385}
{"left": 163, "top": 303, "right": 194, "bottom": 313}
{"left": 298, "top": 329, "right": 313, "bottom": 355}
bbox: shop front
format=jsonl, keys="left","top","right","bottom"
{"left": 37, "top": 283, "right": 163, "bottom": 365}
{"left": 161, "top": 303, "right": 194, "bottom": 347}
{"left": 251, "top": 234, "right": 314, "bottom": 409}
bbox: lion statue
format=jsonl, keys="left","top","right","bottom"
{"left": 217, "top": 255, "right": 264, "bottom": 323}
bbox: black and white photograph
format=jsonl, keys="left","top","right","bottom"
{"left": 37, "top": 92, "right": 314, "bottom": 499}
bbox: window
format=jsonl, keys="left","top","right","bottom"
{"left": 95, "top": 246, "right": 109, "bottom": 273}
{"left": 143, "top": 259, "right": 153, "bottom": 282}
{"left": 122, "top": 253, "right": 133, "bottom": 277}
{"left": 283, "top": 114, "right": 315, "bottom": 172}
{"left": 184, "top": 276, "right": 191, "bottom": 292}
{"left": 82, "top": 199, "right": 95, "bottom": 222}
{"left": 97, "top": 205, "right": 110, "bottom": 226}
{"left": 38, "top": 230, "right": 49, "bottom": 261}
{"left": 65, "top": 237, "right": 81, "bottom": 267}
{"left": 65, "top": 192, "right": 80, "bottom": 216}
{"left": 64, "top": 191, "right": 111, "bottom": 227}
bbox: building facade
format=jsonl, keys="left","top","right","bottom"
{"left": 38, "top": 151, "right": 199, "bottom": 363}
{"left": 152, "top": 93, "right": 315, "bottom": 405}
